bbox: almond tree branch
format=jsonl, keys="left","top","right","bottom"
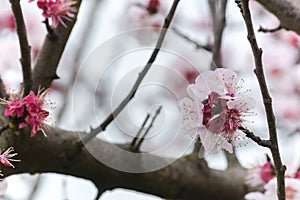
{"left": 237, "top": 1, "right": 286, "bottom": 199}
{"left": 9, "top": 0, "right": 32, "bottom": 95}
{"left": 171, "top": 27, "right": 212, "bottom": 51}
{"left": 32, "top": 0, "right": 82, "bottom": 92}
{"left": 0, "top": 125, "right": 248, "bottom": 200}
{"left": 256, "top": 0, "right": 300, "bottom": 34}
{"left": 79, "top": 0, "right": 181, "bottom": 146}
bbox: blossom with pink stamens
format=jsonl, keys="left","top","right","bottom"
{"left": 3, "top": 96, "right": 24, "bottom": 118}
{"left": 22, "top": 91, "right": 49, "bottom": 137}
{"left": 1, "top": 90, "right": 50, "bottom": 137}
{"left": 29, "top": 0, "right": 76, "bottom": 27}
{"left": 180, "top": 68, "right": 254, "bottom": 154}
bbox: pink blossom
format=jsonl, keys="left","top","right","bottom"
{"left": 0, "top": 147, "right": 20, "bottom": 168}
{"left": 23, "top": 91, "right": 49, "bottom": 137}
{"left": 4, "top": 97, "right": 24, "bottom": 118}
{"left": 180, "top": 69, "right": 254, "bottom": 154}
{"left": 245, "top": 178, "right": 300, "bottom": 200}
{"left": 1, "top": 90, "right": 50, "bottom": 137}
{"left": 29, "top": 0, "right": 76, "bottom": 27}
{"left": 246, "top": 159, "right": 275, "bottom": 187}
{"left": 25, "top": 109, "right": 49, "bottom": 137}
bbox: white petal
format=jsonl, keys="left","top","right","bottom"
{"left": 220, "top": 138, "right": 233, "bottom": 153}
{"left": 215, "top": 68, "right": 239, "bottom": 91}
{"left": 245, "top": 192, "right": 266, "bottom": 200}
{"left": 199, "top": 130, "right": 219, "bottom": 155}
{"left": 179, "top": 97, "right": 202, "bottom": 137}
{"left": 199, "top": 70, "right": 224, "bottom": 94}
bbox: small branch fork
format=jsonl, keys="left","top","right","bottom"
{"left": 78, "top": 0, "right": 181, "bottom": 147}
{"left": 130, "top": 106, "right": 162, "bottom": 152}
{"left": 130, "top": 114, "right": 150, "bottom": 149}
{"left": 9, "top": 0, "right": 32, "bottom": 95}
{"left": 236, "top": 0, "right": 286, "bottom": 199}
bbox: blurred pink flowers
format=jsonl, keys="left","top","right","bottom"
{"left": 246, "top": 156, "right": 275, "bottom": 187}
{"left": 245, "top": 178, "right": 300, "bottom": 200}
{"left": 29, "top": 0, "right": 76, "bottom": 27}
{"left": 179, "top": 68, "right": 255, "bottom": 154}
{"left": 1, "top": 90, "right": 49, "bottom": 137}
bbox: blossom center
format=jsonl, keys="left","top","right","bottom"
{"left": 202, "top": 92, "right": 242, "bottom": 134}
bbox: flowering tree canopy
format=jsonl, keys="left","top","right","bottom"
{"left": 0, "top": 0, "right": 299, "bottom": 199}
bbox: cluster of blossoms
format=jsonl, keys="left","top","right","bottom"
{"left": 179, "top": 68, "right": 254, "bottom": 154}
{"left": 1, "top": 90, "right": 49, "bottom": 137}
{"left": 29, "top": 0, "right": 76, "bottom": 28}
{"left": 245, "top": 156, "right": 300, "bottom": 200}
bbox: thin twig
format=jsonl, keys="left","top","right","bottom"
{"left": 172, "top": 27, "right": 212, "bottom": 51}
{"left": 238, "top": 126, "right": 271, "bottom": 148}
{"left": 134, "top": 106, "right": 162, "bottom": 151}
{"left": 258, "top": 24, "right": 282, "bottom": 33}
{"left": 130, "top": 113, "right": 150, "bottom": 148}
{"left": 209, "top": 0, "right": 228, "bottom": 70}
{"left": 237, "top": 1, "right": 286, "bottom": 199}
{"left": 9, "top": 0, "right": 32, "bottom": 95}
{"left": 77, "top": 0, "right": 181, "bottom": 147}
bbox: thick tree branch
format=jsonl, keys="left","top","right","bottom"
{"left": 32, "top": 0, "right": 82, "bottom": 92}
{"left": 256, "top": 0, "right": 300, "bottom": 34}
{"left": 0, "top": 125, "right": 248, "bottom": 200}
{"left": 9, "top": 0, "right": 32, "bottom": 95}
{"left": 237, "top": 0, "right": 286, "bottom": 199}
{"left": 79, "top": 0, "right": 181, "bottom": 146}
